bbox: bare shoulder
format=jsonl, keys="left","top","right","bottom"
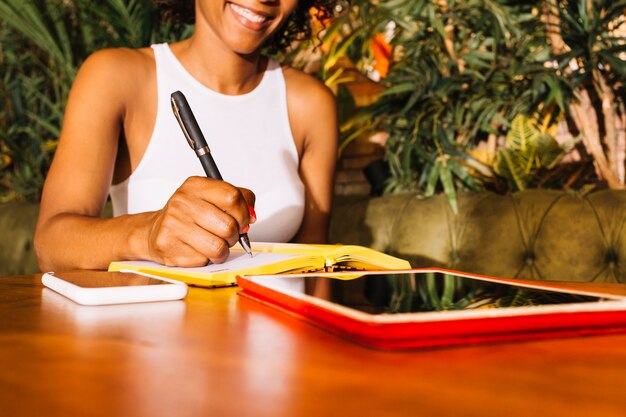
{"left": 282, "top": 65, "right": 337, "bottom": 152}
{"left": 63, "top": 47, "right": 156, "bottom": 125}
{"left": 77, "top": 48, "right": 154, "bottom": 87}
{"left": 281, "top": 65, "right": 338, "bottom": 163}
{"left": 282, "top": 66, "right": 336, "bottom": 114}
{"left": 79, "top": 47, "right": 153, "bottom": 77}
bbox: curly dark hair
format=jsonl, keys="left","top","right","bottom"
{"left": 154, "top": 1, "right": 340, "bottom": 53}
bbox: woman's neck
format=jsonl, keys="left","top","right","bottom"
{"left": 170, "top": 31, "right": 267, "bottom": 96}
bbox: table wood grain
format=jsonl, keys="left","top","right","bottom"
{"left": 2, "top": 275, "right": 626, "bottom": 417}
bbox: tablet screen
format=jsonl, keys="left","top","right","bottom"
{"left": 251, "top": 272, "right": 614, "bottom": 315}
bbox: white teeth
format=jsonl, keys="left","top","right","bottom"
{"left": 229, "top": 3, "right": 268, "bottom": 24}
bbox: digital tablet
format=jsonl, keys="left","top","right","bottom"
{"left": 42, "top": 270, "right": 188, "bottom": 305}
{"left": 236, "top": 269, "right": 626, "bottom": 350}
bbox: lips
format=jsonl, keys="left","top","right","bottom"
{"left": 228, "top": 2, "right": 273, "bottom": 30}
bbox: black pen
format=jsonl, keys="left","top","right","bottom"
{"left": 170, "top": 90, "right": 253, "bottom": 258}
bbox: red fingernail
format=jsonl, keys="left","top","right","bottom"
{"left": 248, "top": 205, "right": 256, "bottom": 221}
{"left": 241, "top": 225, "right": 250, "bottom": 234}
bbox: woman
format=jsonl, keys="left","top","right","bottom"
{"left": 34, "top": 0, "right": 339, "bottom": 271}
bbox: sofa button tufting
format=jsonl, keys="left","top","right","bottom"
{"left": 605, "top": 250, "right": 618, "bottom": 266}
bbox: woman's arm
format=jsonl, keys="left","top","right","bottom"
{"left": 284, "top": 68, "right": 338, "bottom": 244}
{"left": 34, "top": 49, "right": 254, "bottom": 271}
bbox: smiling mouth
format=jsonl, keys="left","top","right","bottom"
{"left": 228, "top": 3, "right": 270, "bottom": 25}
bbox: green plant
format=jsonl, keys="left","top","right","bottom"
{"left": 493, "top": 113, "right": 564, "bottom": 191}
{"left": 309, "top": 0, "right": 626, "bottom": 209}
{"left": 3, "top": 1, "right": 625, "bottom": 204}
{"left": 280, "top": 0, "right": 390, "bottom": 149}
{"left": 0, "top": 0, "right": 190, "bottom": 202}
{"left": 363, "top": 1, "right": 569, "bottom": 203}
{"left": 542, "top": 0, "right": 626, "bottom": 189}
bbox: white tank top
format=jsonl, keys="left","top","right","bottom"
{"left": 109, "top": 43, "right": 305, "bottom": 242}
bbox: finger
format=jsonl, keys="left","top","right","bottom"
{"left": 160, "top": 238, "right": 231, "bottom": 267}
{"left": 188, "top": 199, "right": 241, "bottom": 246}
{"left": 215, "top": 184, "right": 251, "bottom": 232}
{"left": 160, "top": 241, "right": 210, "bottom": 268}
{"left": 176, "top": 222, "right": 231, "bottom": 264}
{"left": 238, "top": 187, "right": 256, "bottom": 207}
{"left": 149, "top": 212, "right": 216, "bottom": 265}
{"left": 156, "top": 214, "right": 232, "bottom": 265}
{"left": 182, "top": 177, "right": 252, "bottom": 232}
{"left": 238, "top": 187, "right": 257, "bottom": 223}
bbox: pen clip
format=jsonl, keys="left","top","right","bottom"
{"left": 170, "top": 95, "right": 197, "bottom": 151}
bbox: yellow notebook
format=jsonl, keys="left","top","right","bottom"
{"left": 108, "top": 242, "right": 411, "bottom": 288}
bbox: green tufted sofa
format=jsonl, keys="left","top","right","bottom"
{"left": 2, "top": 190, "right": 625, "bottom": 282}
{"left": 329, "top": 190, "right": 626, "bottom": 283}
{"left": 1, "top": 202, "right": 40, "bottom": 277}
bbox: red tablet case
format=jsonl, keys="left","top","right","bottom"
{"left": 236, "top": 268, "right": 626, "bottom": 350}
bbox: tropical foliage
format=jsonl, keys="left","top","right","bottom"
{"left": 542, "top": 0, "right": 626, "bottom": 190}
{"left": 493, "top": 114, "right": 564, "bottom": 191}
{"left": 0, "top": 0, "right": 189, "bottom": 202}
{"left": 1, "top": 0, "right": 625, "bottom": 205}
{"left": 294, "top": 0, "right": 626, "bottom": 211}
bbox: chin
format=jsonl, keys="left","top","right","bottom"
{"left": 225, "top": 36, "right": 267, "bottom": 56}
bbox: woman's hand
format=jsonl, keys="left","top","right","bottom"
{"left": 147, "top": 176, "right": 255, "bottom": 267}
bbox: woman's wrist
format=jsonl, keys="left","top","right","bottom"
{"left": 122, "top": 211, "right": 158, "bottom": 262}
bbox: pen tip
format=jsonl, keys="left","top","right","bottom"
{"left": 239, "top": 234, "right": 253, "bottom": 257}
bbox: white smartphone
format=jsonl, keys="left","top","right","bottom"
{"left": 42, "top": 270, "right": 188, "bottom": 306}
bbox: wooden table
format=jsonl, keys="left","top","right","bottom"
{"left": 2, "top": 275, "right": 626, "bottom": 417}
